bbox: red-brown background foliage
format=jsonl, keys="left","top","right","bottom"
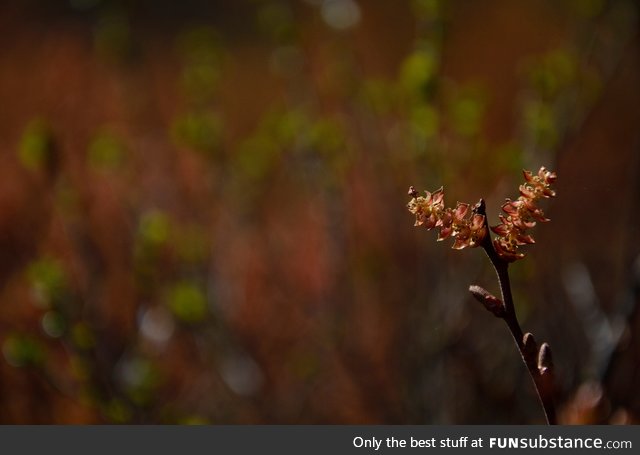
{"left": 1, "top": 0, "right": 639, "bottom": 423}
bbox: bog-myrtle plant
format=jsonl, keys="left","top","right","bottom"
{"left": 408, "top": 167, "right": 558, "bottom": 424}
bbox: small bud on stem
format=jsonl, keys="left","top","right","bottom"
{"left": 468, "top": 285, "right": 505, "bottom": 318}
{"left": 538, "top": 342, "right": 554, "bottom": 376}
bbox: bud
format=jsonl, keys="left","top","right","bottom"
{"left": 469, "top": 285, "right": 505, "bottom": 317}
{"left": 538, "top": 342, "right": 554, "bottom": 375}
{"left": 523, "top": 333, "right": 537, "bottom": 358}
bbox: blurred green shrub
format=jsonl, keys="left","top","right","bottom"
{"left": 2, "top": 333, "right": 45, "bottom": 368}
{"left": 89, "top": 129, "right": 126, "bottom": 171}
{"left": 18, "top": 119, "right": 53, "bottom": 171}
{"left": 172, "top": 111, "right": 222, "bottom": 156}
{"left": 94, "top": 7, "right": 132, "bottom": 62}
{"left": 27, "top": 257, "right": 67, "bottom": 309}
{"left": 165, "top": 282, "right": 208, "bottom": 324}
{"left": 41, "top": 311, "right": 66, "bottom": 338}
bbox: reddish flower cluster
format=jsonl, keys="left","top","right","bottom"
{"left": 491, "top": 167, "right": 557, "bottom": 262}
{"left": 407, "top": 186, "right": 487, "bottom": 250}
{"left": 407, "top": 166, "right": 556, "bottom": 261}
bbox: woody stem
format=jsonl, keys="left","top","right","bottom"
{"left": 475, "top": 200, "right": 557, "bottom": 425}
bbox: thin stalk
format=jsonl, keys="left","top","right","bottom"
{"left": 474, "top": 200, "right": 557, "bottom": 425}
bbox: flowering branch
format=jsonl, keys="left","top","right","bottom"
{"left": 408, "top": 167, "right": 558, "bottom": 424}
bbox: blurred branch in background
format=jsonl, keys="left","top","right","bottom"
{"left": 0, "top": 0, "right": 639, "bottom": 423}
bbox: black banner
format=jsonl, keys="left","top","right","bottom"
{"left": 0, "top": 425, "right": 637, "bottom": 454}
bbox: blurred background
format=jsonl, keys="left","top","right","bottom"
{"left": 0, "top": 0, "right": 639, "bottom": 424}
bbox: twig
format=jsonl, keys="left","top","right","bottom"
{"left": 469, "top": 199, "right": 557, "bottom": 425}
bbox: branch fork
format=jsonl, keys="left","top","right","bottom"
{"left": 469, "top": 199, "right": 557, "bottom": 424}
